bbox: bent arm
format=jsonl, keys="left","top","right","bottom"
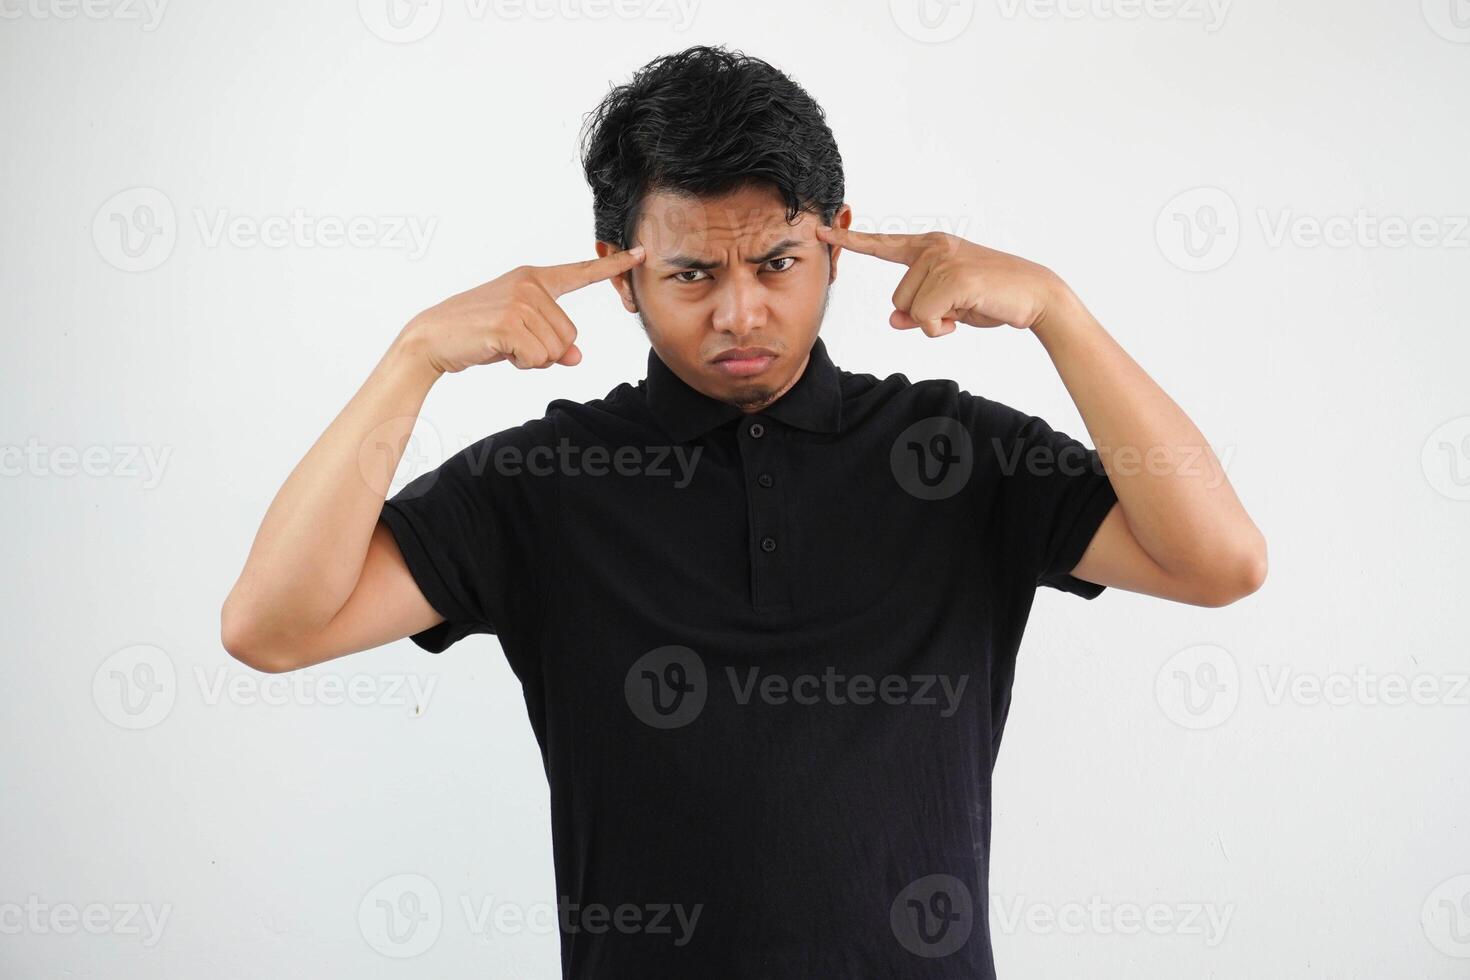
{"left": 220, "top": 329, "right": 446, "bottom": 672}
{"left": 1033, "top": 287, "right": 1268, "bottom": 606}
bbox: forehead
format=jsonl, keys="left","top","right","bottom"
{"left": 634, "top": 186, "right": 815, "bottom": 254}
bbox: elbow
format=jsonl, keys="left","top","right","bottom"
{"left": 1195, "top": 538, "right": 1268, "bottom": 607}
{"left": 219, "top": 598, "right": 299, "bottom": 674}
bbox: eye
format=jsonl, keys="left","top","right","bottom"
{"left": 668, "top": 257, "right": 796, "bottom": 283}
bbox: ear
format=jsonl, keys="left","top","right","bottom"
{"left": 596, "top": 240, "right": 640, "bottom": 312}
{"left": 826, "top": 204, "right": 854, "bottom": 285}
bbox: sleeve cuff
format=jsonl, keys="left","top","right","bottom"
{"left": 1038, "top": 477, "right": 1119, "bottom": 600}
{"left": 379, "top": 501, "right": 493, "bottom": 653}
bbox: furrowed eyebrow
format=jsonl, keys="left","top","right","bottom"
{"left": 661, "top": 237, "right": 806, "bottom": 270}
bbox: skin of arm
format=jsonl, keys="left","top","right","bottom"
{"left": 220, "top": 248, "right": 645, "bottom": 673}
{"left": 1032, "top": 288, "right": 1267, "bottom": 606}
{"left": 219, "top": 335, "right": 445, "bottom": 673}
{"left": 814, "top": 224, "right": 1267, "bottom": 607}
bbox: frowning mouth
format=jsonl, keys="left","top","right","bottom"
{"left": 711, "top": 346, "right": 777, "bottom": 377}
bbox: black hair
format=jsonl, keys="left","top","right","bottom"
{"left": 579, "top": 44, "right": 845, "bottom": 252}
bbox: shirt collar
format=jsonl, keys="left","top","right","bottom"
{"left": 645, "top": 336, "right": 844, "bottom": 443}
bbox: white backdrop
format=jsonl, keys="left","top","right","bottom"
{"left": 3, "top": 1, "right": 1468, "bottom": 977}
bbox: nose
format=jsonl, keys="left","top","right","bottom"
{"left": 710, "top": 272, "right": 768, "bottom": 337}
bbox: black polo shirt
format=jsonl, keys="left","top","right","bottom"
{"left": 378, "top": 335, "right": 1118, "bottom": 979}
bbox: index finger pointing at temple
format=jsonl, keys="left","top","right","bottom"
{"left": 542, "top": 245, "right": 646, "bottom": 297}
{"left": 816, "top": 225, "right": 923, "bottom": 265}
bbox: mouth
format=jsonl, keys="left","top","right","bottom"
{"left": 711, "top": 346, "right": 777, "bottom": 377}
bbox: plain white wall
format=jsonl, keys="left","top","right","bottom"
{"left": 3, "top": 1, "right": 1468, "bottom": 976}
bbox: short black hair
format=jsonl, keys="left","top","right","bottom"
{"left": 579, "top": 44, "right": 845, "bottom": 252}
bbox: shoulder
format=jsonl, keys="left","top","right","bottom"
{"left": 836, "top": 365, "right": 981, "bottom": 424}
{"left": 831, "top": 363, "right": 1046, "bottom": 456}
{"left": 544, "top": 378, "right": 655, "bottom": 433}
{"left": 454, "top": 379, "right": 651, "bottom": 455}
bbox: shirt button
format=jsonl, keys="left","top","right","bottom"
{"left": 760, "top": 535, "right": 777, "bottom": 553}
{"left": 757, "top": 473, "right": 774, "bottom": 488}
{"left": 749, "top": 422, "right": 765, "bottom": 439}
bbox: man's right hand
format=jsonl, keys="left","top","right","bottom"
{"left": 220, "top": 243, "right": 646, "bottom": 672}
{"left": 406, "top": 246, "right": 646, "bottom": 374}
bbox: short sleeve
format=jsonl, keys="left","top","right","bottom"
{"left": 962, "top": 392, "right": 1118, "bottom": 599}
{"left": 378, "top": 416, "right": 558, "bottom": 654}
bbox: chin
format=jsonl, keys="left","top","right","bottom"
{"left": 730, "top": 387, "right": 777, "bottom": 409}
{"left": 718, "top": 371, "right": 783, "bottom": 408}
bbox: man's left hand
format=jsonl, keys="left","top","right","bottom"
{"left": 815, "top": 225, "right": 1069, "bottom": 336}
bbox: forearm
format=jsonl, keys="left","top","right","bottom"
{"left": 222, "top": 325, "right": 443, "bottom": 646}
{"left": 1030, "top": 284, "right": 1266, "bottom": 583}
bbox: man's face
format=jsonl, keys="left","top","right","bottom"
{"left": 598, "top": 185, "right": 852, "bottom": 413}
